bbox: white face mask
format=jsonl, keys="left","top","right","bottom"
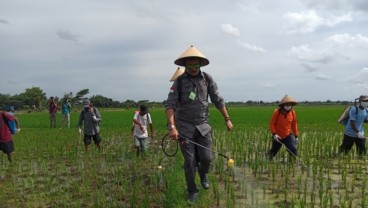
{"left": 284, "top": 106, "right": 292, "bottom": 111}
{"left": 361, "top": 102, "right": 368, "bottom": 108}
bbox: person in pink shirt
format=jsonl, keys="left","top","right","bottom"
{"left": 0, "top": 111, "right": 20, "bottom": 162}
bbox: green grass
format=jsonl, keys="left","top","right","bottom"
{"left": 0, "top": 105, "right": 365, "bottom": 207}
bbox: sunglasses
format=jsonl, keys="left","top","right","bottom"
{"left": 186, "top": 64, "right": 201, "bottom": 69}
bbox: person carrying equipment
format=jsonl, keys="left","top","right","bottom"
{"left": 338, "top": 95, "right": 368, "bottom": 157}
{"left": 164, "top": 45, "right": 233, "bottom": 203}
{"left": 268, "top": 95, "right": 299, "bottom": 160}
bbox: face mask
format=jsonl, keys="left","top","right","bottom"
{"left": 185, "top": 68, "right": 199, "bottom": 77}
{"left": 284, "top": 106, "right": 292, "bottom": 111}
{"left": 361, "top": 102, "right": 368, "bottom": 108}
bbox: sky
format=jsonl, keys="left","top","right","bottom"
{"left": 1, "top": 0, "right": 368, "bottom": 102}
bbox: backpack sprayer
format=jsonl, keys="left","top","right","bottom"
{"left": 337, "top": 97, "right": 360, "bottom": 125}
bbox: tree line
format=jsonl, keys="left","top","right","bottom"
{"left": 0, "top": 87, "right": 162, "bottom": 111}
{"left": 1, "top": 86, "right": 351, "bottom": 112}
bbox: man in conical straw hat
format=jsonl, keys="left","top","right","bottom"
{"left": 169, "top": 67, "right": 185, "bottom": 82}
{"left": 268, "top": 95, "right": 299, "bottom": 160}
{"left": 164, "top": 45, "right": 233, "bottom": 203}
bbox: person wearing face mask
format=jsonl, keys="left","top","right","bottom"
{"left": 268, "top": 95, "right": 299, "bottom": 160}
{"left": 164, "top": 45, "right": 233, "bottom": 203}
{"left": 77, "top": 98, "right": 102, "bottom": 153}
{"left": 338, "top": 95, "right": 368, "bottom": 157}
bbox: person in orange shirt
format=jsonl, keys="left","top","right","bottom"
{"left": 268, "top": 95, "right": 299, "bottom": 160}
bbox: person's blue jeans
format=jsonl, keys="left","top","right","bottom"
{"left": 269, "top": 134, "right": 297, "bottom": 159}
{"left": 134, "top": 136, "right": 148, "bottom": 155}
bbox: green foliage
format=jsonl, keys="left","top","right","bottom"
{"left": 21, "top": 87, "right": 47, "bottom": 109}
{"left": 75, "top": 89, "right": 89, "bottom": 100}
{"left": 0, "top": 106, "right": 366, "bottom": 207}
{"left": 0, "top": 86, "right": 354, "bottom": 113}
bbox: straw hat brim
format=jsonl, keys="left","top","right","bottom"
{"left": 278, "top": 95, "right": 298, "bottom": 107}
{"left": 174, "top": 45, "right": 209, "bottom": 67}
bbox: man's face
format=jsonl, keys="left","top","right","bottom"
{"left": 361, "top": 100, "right": 368, "bottom": 108}
{"left": 185, "top": 59, "right": 200, "bottom": 77}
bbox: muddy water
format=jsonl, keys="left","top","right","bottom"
{"left": 218, "top": 165, "right": 274, "bottom": 208}
{"left": 219, "top": 159, "right": 368, "bottom": 208}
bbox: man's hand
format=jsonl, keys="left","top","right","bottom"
{"left": 357, "top": 132, "right": 365, "bottom": 139}
{"left": 273, "top": 134, "right": 281, "bottom": 142}
{"left": 139, "top": 125, "right": 146, "bottom": 133}
{"left": 225, "top": 120, "right": 233, "bottom": 131}
{"left": 169, "top": 127, "right": 179, "bottom": 140}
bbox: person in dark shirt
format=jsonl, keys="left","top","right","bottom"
{"left": 164, "top": 45, "right": 233, "bottom": 203}
{"left": 48, "top": 96, "right": 58, "bottom": 128}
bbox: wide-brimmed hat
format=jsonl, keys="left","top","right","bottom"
{"left": 83, "top": 98, "right": 91, "bottom": 107}
{"left": 278, "top": 95, "right": 297, "bottom": 107}
{"left": 358, "top": 95, "right": 368, "bottom": 101}
{"left": 169, "top": 67, "right": 185, "bottom": 82}
{"left": 174, "top": 45, "right": 209, "bottom": 67}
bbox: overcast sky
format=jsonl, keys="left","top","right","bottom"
{"left": 1, "top": 0, "right": 368, "bottom": 102}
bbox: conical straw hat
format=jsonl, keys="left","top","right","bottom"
{"left": 174, "top": 45, "right": 209, "bottom": 67}
{"left": 170, "top": 67, "right": 185, "bottom": 82}
{"left": 278, "top": 95, "right": 297, "bottom": 107}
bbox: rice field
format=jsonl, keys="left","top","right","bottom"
{"left": 0, "top": 105, "right": 366, "bottom": 207}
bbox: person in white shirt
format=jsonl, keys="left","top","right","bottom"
{"left": 133, "top": 105, "right": 154, "bottom": 156}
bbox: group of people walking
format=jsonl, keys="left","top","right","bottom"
{"left": 1, "top": 45, "right": 367, "bottom": 204}
{"left": 164, "top": 45, "right": 368, "bottom": 203}
{"left": 46, "top": 96, "right": 103, "bottom": 153}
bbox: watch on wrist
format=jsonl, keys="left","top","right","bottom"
{"left": 167, "top": 125, "right": 175, "bottom": 130}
